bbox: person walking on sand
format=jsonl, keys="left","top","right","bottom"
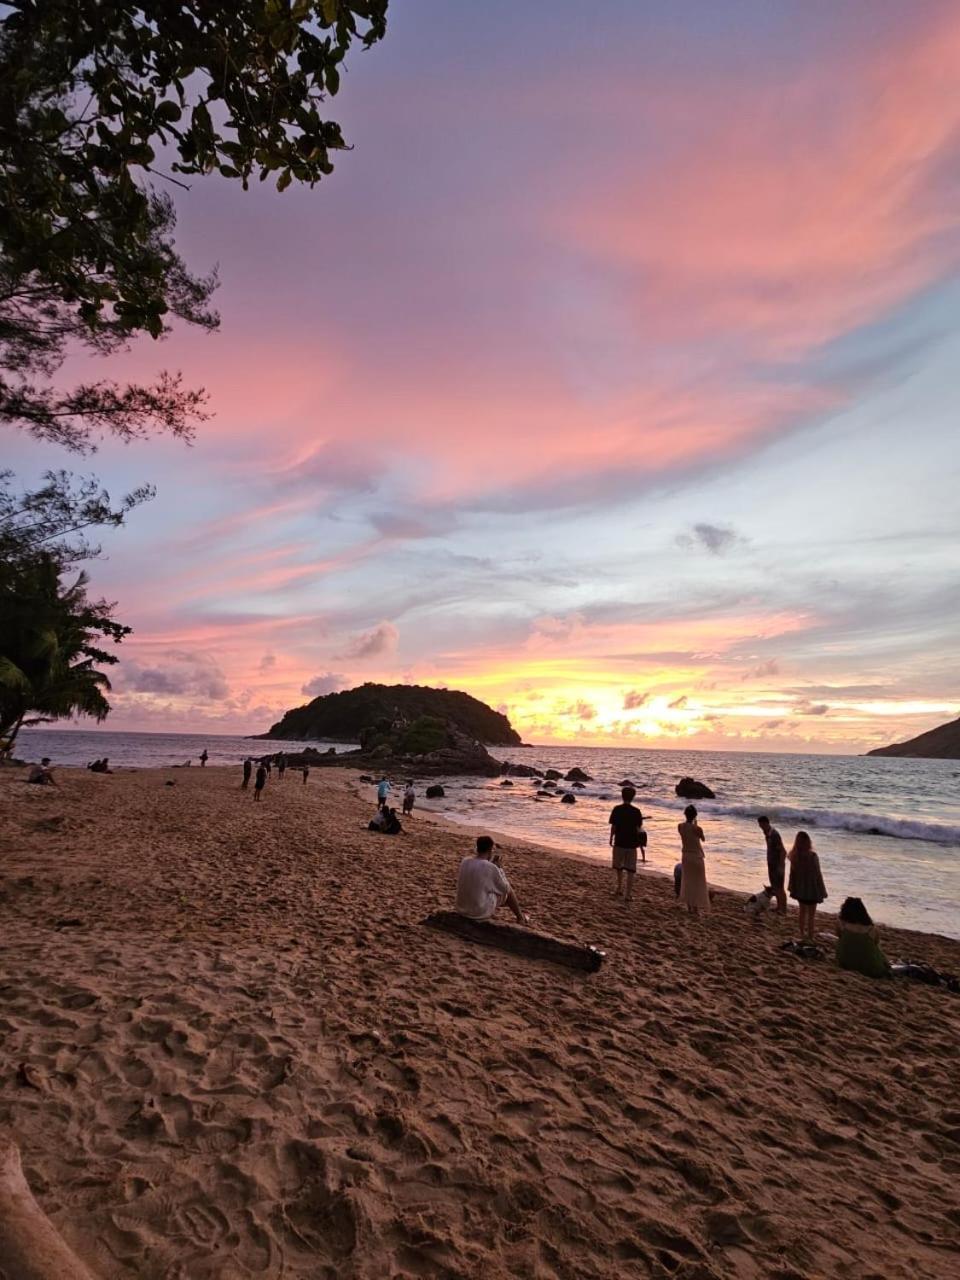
{"left": 242, "top": 757, "right": 252, "bottom": 789}
{"left": 377, "top": 776, "right": 390, "bottom": 810}
{"left": 455, "top": 836, "right": 528, "bottom": 924}
{"left": 788, "top": 831, "right": 827, "bottom": 941}
{"left": 678, "top": 804, "right": 710, "bottom": 916}
{"left": 277, "top": 752, "right": 286, "bottom": 781}
{"left": 254, "top": 762, "right": 267, "bottom": 801}
{"left": 402, "top": 780, "right": 416, "bottom": 816}
{"left": 200, "top": 748, "right": 208, "bottom": 768}
{"left": 608, "top": 785, "right": 647, "bottom": 902}
{"left": 758, "top": 815, "right": 788, "bottom": 915}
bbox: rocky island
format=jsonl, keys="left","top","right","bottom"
{"left": 257, "top": 682, "right": 522, "bottom": 776}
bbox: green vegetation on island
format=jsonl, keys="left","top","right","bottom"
{"left": 867, "top": 717, "right": 960, "bottom": 759}
{"left": 262, "top": 683, "right": 523, "bottom": 747}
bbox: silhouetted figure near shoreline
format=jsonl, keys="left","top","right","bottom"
{"left": 678, "top": 804, "right": 710, "bottom": 916}
{"left": 788, "top": 831, "right": 827, "bottom": 940}
{"left": 242, "top": 758, "right": 252, "bottom": 789}
{"left": 254, "top": 763, "right": 267, "bottom": 801}
{"left": 758, "top": 815, "right": 787, "bottom": 914}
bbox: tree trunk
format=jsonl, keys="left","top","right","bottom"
{"left": 424, "top": 911, "right": 605, "bottom": 972}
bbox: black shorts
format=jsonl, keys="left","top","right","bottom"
{"left": 767, "top": 856, "right": 785, "bottom": 889}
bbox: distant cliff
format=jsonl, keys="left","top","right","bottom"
{"left": 260, "top": 682, "right": 523, "bottom": 746}
{"left": 867, "top": 716, "right": 960, "bottom": 759}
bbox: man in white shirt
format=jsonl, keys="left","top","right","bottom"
{"left": 455, "top": 836, "right": 528, "bottom": 924}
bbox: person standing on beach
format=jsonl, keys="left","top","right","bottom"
{"left": 200, "top": 749, "right": 208, "bottom": 767}
{"left": 254, "top": 763, "right": 267, "bottom": 801}
{"left": 608, "top": 786, "right": 647, "bottom": 902}
{"left": 788, "top": 831, "right": 827, "bottom": 941}
{"left": 377, "top": 776, "right": 390, "bottom": 810}
{"left": 456, "top": 836, "right": 528, "bottom": 924}
{"left": 277, "top": 753, "right": 286, "bottom": 781}
{"left": 403, "top": 781, "right": 416, "bottom": 816}
{"left": 301, "top": 764, "right": 310, "bottom": 785}
{"left": 678, "top": 804, "right": 710, "bottom": 916}
{"left": 242, "top": 757, "right": 252, "bottom": 789}
{"left": 758, "top": 816, "right": 787, "bottom": 914}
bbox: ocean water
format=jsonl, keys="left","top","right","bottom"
{"left": 15, "top": 728, "right": 355, "bottom": 770}
{"left": 16, "top": 731, "right": 960, "bottom": 939}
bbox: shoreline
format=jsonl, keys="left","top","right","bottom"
{"left": 2, "top": 764, "right": 958, "bottom": 1278}
{"left": 8, "top": 760, "right": 960, "bottom": 949}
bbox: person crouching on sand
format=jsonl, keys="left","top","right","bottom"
{"left": 678, "top": 804, "right": 710, "bottom": 916}
{"left": 456, "top": 836, "right": 528, "bottom": 925}
{"left": 787, "top": 831, "right": 827, "bottom": 940}
{"left": 608, "top": 785, "right": 647, "bottom": 903}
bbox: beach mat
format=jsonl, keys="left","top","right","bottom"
{"left": 424, "top": 911, "right": 605, "bottom": 972}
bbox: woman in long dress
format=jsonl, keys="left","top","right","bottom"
{"left": 678, "top": 804, "right": 710, "bottom": 916}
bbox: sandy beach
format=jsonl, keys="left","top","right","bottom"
{"left": 1, "top": 764, "right": 958, "bottom": 1279}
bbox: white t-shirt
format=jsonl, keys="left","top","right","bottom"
{"left": 455, "top": 857, "right": 510, "bottom": 920}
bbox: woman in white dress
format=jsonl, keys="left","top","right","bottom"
{"left": 678, "top": 804, "right": 710, "bottom": 916}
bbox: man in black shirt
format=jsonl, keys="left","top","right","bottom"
{"left": 758, "top": 815, "right": 787, "bottom": 914}
{"left": 608, "top": 786, "right": 647, "bottom": 902}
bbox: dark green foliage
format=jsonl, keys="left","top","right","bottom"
{"left": 0, "top": 469, "right": 154, "bottom": 566}
{"left": 0, "top": 551, "right": 129, "bottom": 745}
{"left": 266, "top": 682, "right": 522, "bottom": 745}
{"left": 396, "top": 715, "right": 448, "bottom": 756}
{"left": 0, "top": 0, "right": 388, "bottom": 450}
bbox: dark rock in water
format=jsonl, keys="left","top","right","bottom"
{"left": 564, "top": 767, "right": 592, "bottom": 782}
{"left": 561, "top": 793, "right": 576, "bottom": 804}
{"left": 359, "top": 774, "right": 376, "bottom": 784}
{"left": 618, "top": 779, "right": 634, "bottom": 788}
{"left": 537, "top": 789, "right": 554, "bottom": 797}
{"left": 500, "top": 779, "right": 514, "bottom": 787}
{"left": 501, "top": 762, "right": 543, "bottom": 778}
{"left": 425, "top": 784, "right": 445, "bottom": 799}
{"left": 543, "top": 779, "right": 557, "bottom": 788}
{"left": 572, "top": 781, "right": 585, "bottom": 789}
{"left": 675, "top": 776, "right": 716, "bottom": 800}
{"left": 544, "top": 769, "right": 562, "bottom": 780}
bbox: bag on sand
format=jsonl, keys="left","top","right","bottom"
{"left": 780, "top": 940, "right": 825, "bottom": 961}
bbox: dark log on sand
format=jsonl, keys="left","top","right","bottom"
{"left": 0, "top": 1134, "right": 96, "bottom": 1279}
{"left": 424, "top": 911, "right": 605, "bottom": 972}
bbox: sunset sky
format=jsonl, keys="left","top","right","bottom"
{"left": 10, "top": 0, "right": 960, "bottom": 752}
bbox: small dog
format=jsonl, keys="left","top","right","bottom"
{"left": 745, "top": 886, "right": 775, "bottom": 919}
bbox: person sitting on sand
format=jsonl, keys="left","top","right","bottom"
{"left": 254, "top": 763, "right": 267, "bottom": 801}
{"left": 368, "top": 805, "right": 402, "bottom": 834}
{"left": 678, "top": 804, "right": 710, "bottom": 916}
{"left": 242, "top": 757, "right": 252, "bottom": 789}
{"left": 456, "top": 837, "right": 528, "bottom": 924}
{"left": 836, "top": 897, "right": 891, "bottom": 979}
{"left": 27, "top": 758, "right": 57, "bottom": 786}
{"left": 402, "top": 781, "right": 416, "bottom": 816}
{"left": 608, "top": 785, "right": 647, "bottom": 902}
{"left": 787, "top": 831, "right": 827, "bottom": 941}
{"left": 758, "top": 815, "right": 787, "bottom": 915}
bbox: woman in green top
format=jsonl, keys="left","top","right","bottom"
{"left": 836, "top": 898, "right": 891, "bottom": 979}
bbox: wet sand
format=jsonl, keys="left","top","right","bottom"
{"left": 1, "top": 764, "right": 958, "bottom": 1279}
